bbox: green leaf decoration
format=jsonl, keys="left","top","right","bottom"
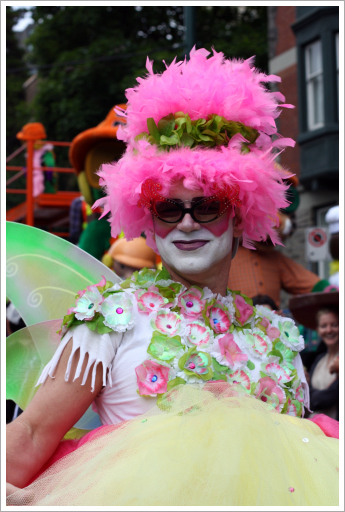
{"left": 157, "top": 113, "right": 175, "bottom": 137}
{"left": 96, "top": 316, "right": 114, "bottom": 334}
{"left": 155, "top": 285, "right": 176, "bottom": 301}
{"left": 160, "top": 133, "right": 180, "bottom": 146}
{"left": 97, "top": 280, "right": 114, "bottom": 294}
{"left": 120, "top": 278, "right": 132, "bottom": 289}
{"left": 180, "top": 132, "right": 195, "bottom": 147}
{"left": 85, "top": 313, "right": 100, "bottom": 332}
{"left": 137, "top": 113, "right": 259, "bottom": 152}
{"left": 246, "top": 360, "right": 255, "bottom": 371}
{"left": 281, "top": 399, "right": 289, "bottom": 415}
{"left": 61, "top": 312, "right": 75, "bottom": 329}
{"left": 212, "top": 357, "right": 230, "bottom": 374}
{"left": 147, "top": 118, "right": 161, "bottom": 143}
{"left": 267, "top": 350, "right": 284, "bottom": 364}
{"left": 103, "top": 289, "right": 123, "bottom": 299}
{"left": 155, "top": 266, "right": 171, "bottom": 282}
{"left": 148, "top": 331, "right": 183, "bottom": 362}
{"left": 212, "top": 371, "right": 227, "bottom": 382}
{"left": 167, "top": 377, "right": 186, "bottom": 391}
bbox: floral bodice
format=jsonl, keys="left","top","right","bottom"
{"left": 60, "top": 267, "right": 306, "bottom": 417}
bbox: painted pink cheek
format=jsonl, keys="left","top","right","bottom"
{"left": 203, "top": 210, "right": 232, "bottom": 237}
{"left": 153, "top": 219, "right": 176, "bottom": 239}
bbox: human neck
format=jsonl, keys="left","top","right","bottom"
{"left": 161, "top": 257, "right": 231, "bottom": 296}
{"left": 327, "top": 343, "right": 339, "bottom": 358}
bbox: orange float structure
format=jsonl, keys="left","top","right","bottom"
{"left": 6, "top": 122, "right": 81, "bottom": 237}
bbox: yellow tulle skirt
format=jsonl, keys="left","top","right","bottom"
{"left": 7, "top": 384, "right": 339, "bottom": 506}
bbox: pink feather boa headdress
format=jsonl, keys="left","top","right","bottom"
{"left": 94, "top": 47, "right": 295, "bottom": 252}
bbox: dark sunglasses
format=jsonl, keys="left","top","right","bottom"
{"left": 137, "top": 179, "right": 242, "bottom": 223}
{"left": 151, "top": 197, "right": 230, "bottom": 224}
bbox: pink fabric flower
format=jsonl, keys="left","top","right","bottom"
{"left": 206, "top": 304, "right": 231, "bottom": 333}
{"left": 234, "top": 294, "right": 254, "bottom": 326}
{"left": 178, "top": 287, "right": 205, "bottom": 319}
{"left": 266, "top": 326, "right": 280, "bottom": 341}
{"left": 244, "top": 331, "right": 271, "bottom": 357}
{"left": 254, "top": 376, "right": 285, "bottom": 411}
{"left": 186, "top": 322, "right": 212, "bottom": 348}
{"left": 260, "top": 317, "right": 270, "bottom": 329}
{"left": 153, "top": 311, "right": 181, "bottom": 336}
{"left": 227, "top": 369, "right": 251, "bottom": 391}
{"left": 135, "top": 360, "right": 170, "bottom": 396}
{"left": 136, "top": 286, "right": 169, "bottom": 314}
{"left": 263, "top": 362, "right": 292, "bottom": 384}
{"left": 217, "top": 333, "right": 248, "bottom": 370}
{"left": 294, "top": 383, "right": 304, "bottom": 403}
{"left": 286, "top": 399, "right": 300, "bottom": 417}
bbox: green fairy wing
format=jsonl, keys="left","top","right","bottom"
{"left": 6, "top": 221, "right": 121, "bottom": 433}
{"left": 6, "top": 221, "right": 120, "bottom": 326}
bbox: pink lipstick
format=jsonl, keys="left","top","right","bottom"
{"left": 173, "top": 240, "right": 209, "bottom": 251}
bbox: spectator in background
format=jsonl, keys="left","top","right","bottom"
{"left": 102, "top": 236, "right": 157, "bottom": 279}
{"left": 308, "top": 307, "right": 339, "bottom": 420}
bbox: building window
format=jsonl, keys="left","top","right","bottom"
{"left": 305, "top": 39, "right": 324, "bottom": 130}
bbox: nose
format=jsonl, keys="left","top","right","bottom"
{"left": 176, "top": 213, "right": 201, "bottom": 233}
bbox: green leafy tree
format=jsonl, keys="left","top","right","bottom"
{"left": 25, "top": 6, "right": 186, "bottom": 143}
{"left": 22, "top": 6, "right": 267, "bottom": 144}
{"left": 196, "top": 6, "right": 268, "bottom": 72}
{"left": 6, "top": 6, "right": 30, "bottom": 154}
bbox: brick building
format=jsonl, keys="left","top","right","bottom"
{"left": 268, "top": 6, "right": 339, "bottom": 306}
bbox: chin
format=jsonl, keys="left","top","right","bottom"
{"left": 172, "top": 262, "right": 211, "bottom": 275}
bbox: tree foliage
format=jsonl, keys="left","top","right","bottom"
{"left": 6, "top": 7, "right": 30, "bottom": 154}
{"left": 9, "top": 6, "right": 268, "bottom": 145}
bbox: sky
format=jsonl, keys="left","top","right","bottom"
{"left": 11, "top": 5, "right": 34, "bottom": 32}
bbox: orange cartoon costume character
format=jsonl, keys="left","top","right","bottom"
{"left": 68, "top": 106, "right": 127, "bottom": 259}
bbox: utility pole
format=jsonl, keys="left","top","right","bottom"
{"left": 184, "top": 6, "right": 196, "bottom": 57}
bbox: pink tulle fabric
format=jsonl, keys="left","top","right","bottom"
{"left": 308, "top": 414, "right": 339, "bottom": 439}
{"left": 94, "top": 47, "right": 296, "bottom": 252}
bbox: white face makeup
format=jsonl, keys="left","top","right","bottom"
{"left": 155, "top": 220, "right": 234, "bottom": 275}
{"left": 153, "top": 181, "right": 234, "bottom": 276}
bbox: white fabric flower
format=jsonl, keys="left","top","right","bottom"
{"left": 73, "top": 289, "right": 104, "bottom": 321}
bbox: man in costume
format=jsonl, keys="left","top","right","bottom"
{"left": 7, "top": 48, "right": 339, "bottom": 506}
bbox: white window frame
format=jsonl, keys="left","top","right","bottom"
{"left": 335, "top": 32, "right": 339, "bottom": 109}
{"left": 305, "top": 39, "right": 324, "bottom": 131}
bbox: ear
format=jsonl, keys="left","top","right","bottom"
{"left": 233, "top": 209, "right": 244, "bottom": 238}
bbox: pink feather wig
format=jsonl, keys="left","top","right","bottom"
{"left": 94, "top": 47, "right": 295, "bottom": 252}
